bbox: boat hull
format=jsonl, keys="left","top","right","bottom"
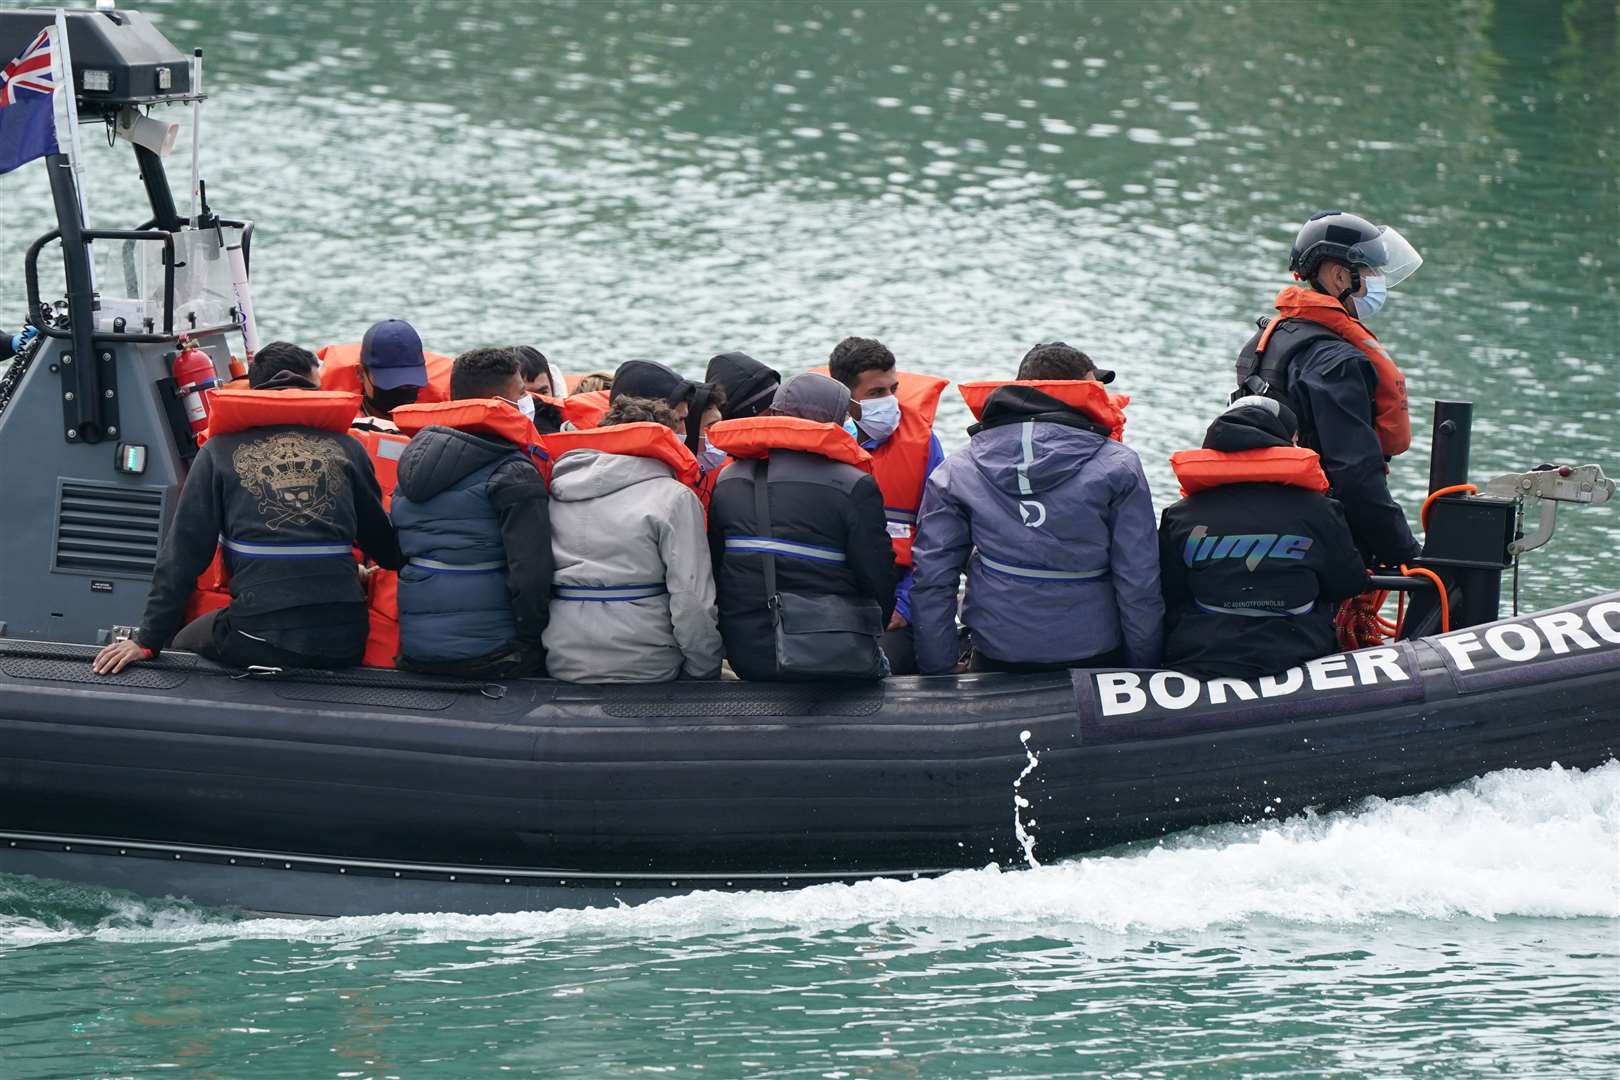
{"left": 1, "top": 593, "right": 1615, "bottom": 914}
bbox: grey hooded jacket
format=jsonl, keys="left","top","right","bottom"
{"left": 910, "top": 387, "right": 1164, "bottom": 672}
{"left": 542, "top": 449, "right": 723, "bottom": 683}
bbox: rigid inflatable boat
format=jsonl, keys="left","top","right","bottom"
{"left": 0, "top": 10, "right": 1615, "bottom": 915}
{"left": 0, "top": 594, "right": 1616, "bottom": 915}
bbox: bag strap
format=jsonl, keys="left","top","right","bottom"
{"left": 751, "top": 456, "right": 778, "bottom": 608}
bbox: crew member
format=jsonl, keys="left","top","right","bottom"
{"left": 825, "top": 336, "right": 946, "bottom": 675}
{"left": 910, "top": 343, "right": 1162, "bottom": 674}
{"left": 1, "top": 324, "right": 38, "bottom": 362}
{"left": 352, "top": 319, "right": 431, "bottom": 431}
{"left": 544, "top": 397, "right": 722, "bottom": 683}
{"left": 92, "top": 342, "right": 404, "bottom": 675}
{"left": 707, "top": 373, "right": 897, "bottom": 681}
{"left": 1158, "top": 397, "right": 1368, "bottom": 679}
{"left": 1236, "top": 210, "right": 1424, "bottom": 568}
{"left": 390, "top": 348, "right": 553, "bottom": 678}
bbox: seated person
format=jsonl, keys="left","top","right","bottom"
{"left": 910, "top": 342, "right": 1163, "bottom": 673}
{"left": 1159, "top": 396, "right": 1368, "bottom": 679}
{"left": 695, "top": 383, "right": 729, "bottom": 476}
{"left": 610, "top": 359, "right": 704, "bottom": 450}
{"left": 513, "top": 345, "right": 565, "bottom": 434}
{"left": 515, "top": 344, "right": 566, "bottom": 398}
{"left": 390, "top": 347, "right": 553, "bottom": 679}
{"left": 544, "top": 397, "right": 722, "bottom": 683}
{"left": 352, "top": 319, "right": 429, "bottom": 431}
{"left": 705, "top": 351, "right": 781, "bottom": 420}
{"left": 92, "top": 343, "right": 404, "bottom": 675}
{"left": 571, "top": 371, "right": 614, "bottom": 395}
{"left": 825, "top": 336, "right": 947, "bottom": 675}
{"left": 707, "top": 373, "right": 897, "bottom": 681}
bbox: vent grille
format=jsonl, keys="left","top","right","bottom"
{"left": 53, "top": 481, "right": 166, "bottom": 578}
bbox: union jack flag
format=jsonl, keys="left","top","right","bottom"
{"left": 0, "top": 27, "right": 64, "bottom": 174}
{"left": 0, "top": 29, "right": 55, "bottom": 108}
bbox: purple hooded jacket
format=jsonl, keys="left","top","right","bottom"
{"left": 910, "top": 385, "right": 1165, "bottom": 672}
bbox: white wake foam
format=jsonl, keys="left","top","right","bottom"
{"left": 4, "top": 761, "right": 1616, "bottom": 947}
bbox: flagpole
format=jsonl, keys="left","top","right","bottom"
{"left": 189, "top": 47, "right": 201, "bottom": 222}
{"left": 52, "top": 8, "right": 90, "bottom": 228}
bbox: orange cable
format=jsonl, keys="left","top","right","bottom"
{"left": 1420, "top": 483, "right": 1478, "bottom": 531}
{"left": 1401, "top": 563, "right": 1449, "bottom": 633}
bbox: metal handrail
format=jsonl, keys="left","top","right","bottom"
{"left": 25, "top": 227, "right": 177, "bottom": 341}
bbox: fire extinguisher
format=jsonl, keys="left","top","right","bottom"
{"left": 172, "top": 337, "right": 219, "bottom": 436}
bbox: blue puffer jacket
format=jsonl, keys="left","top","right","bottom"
{"left": 910, "top": 385, "right": 1164, "bottom": 672}
{"left": 391, "top": 426, "right": 551, "bottom": 664}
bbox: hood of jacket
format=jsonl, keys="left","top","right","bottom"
{"left": 549, "top": 449, "right": 675, "bottom": 502}
{"left": 396, "top": 426, "right": 518, "bottom": 503}
{"left": 967, "top": 386, "right": 1111, "bottom": 495}
{"left": 968, "top": 417, "right": 1110, "bottom": 497}
{"left": 706, "top": 351, "right": 781, "bottom": 419}
{"left": 1203, "top": 400, "right": 1296, "bottom": 452}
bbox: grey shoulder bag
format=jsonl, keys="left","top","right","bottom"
{"left": 753, "top": 457, "right": 886, "bottom": 681}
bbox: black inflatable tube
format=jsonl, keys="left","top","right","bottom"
{"left": 0, "top": 593, "right": 1615, "bottom": 914}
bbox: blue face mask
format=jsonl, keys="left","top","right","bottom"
{"left": 1354, "top": 273, "right": 1388, "bottom": 320}
{"left": 698, "top": 438, "right": 726, "bottom": 471}
{"left": 842, "top": 418, "right": 862, "bottom": 440}
{"left": 855, "top": 394, "right": 901, "bottom": 443}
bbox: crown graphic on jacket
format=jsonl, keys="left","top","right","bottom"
{"left": 260, "top": 444, "right": 325, "bottom": 494}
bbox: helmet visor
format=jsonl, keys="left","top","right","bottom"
{"left": 1346, "top": 225, "right": 1423, "bottom": 289}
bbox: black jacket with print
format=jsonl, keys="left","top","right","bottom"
{"left": 136, "top": 424, "right": 403, "bottom": 655}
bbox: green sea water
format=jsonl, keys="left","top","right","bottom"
{"left": 0, "top": 1, "right": 1616, "bottom": 1076}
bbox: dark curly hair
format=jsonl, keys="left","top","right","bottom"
{"left": 827, "top": 336, "right": 895, "bottom": 389}
{"left": 601, "top": 396, "right": 679, "bottom": 431}
{"left": 450, "top": 347, "right": 521, "bottom": 400}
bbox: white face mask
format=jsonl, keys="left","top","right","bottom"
{"left": 698, "top": 437, "right": 726, "bottom": 470}
{"left": 856, "top": 394, "right": 901, "bottom": 443}
{"left": 504, "top": 393, "right": 537, "bottom": 421}
{"left": 1354, "top": 273, "right": 1388, "bottom": 320}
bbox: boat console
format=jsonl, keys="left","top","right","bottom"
{"left": 0, "top": 7, "right": 255, "bottom": 647}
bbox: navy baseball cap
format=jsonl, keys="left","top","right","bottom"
{"left": 359, "top": 320, "right": 428, "bottom": 390}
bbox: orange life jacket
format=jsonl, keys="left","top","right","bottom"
{"left": 184, "top": 550, "right": 232, "bottom": 625}
{"left": 391, "top": 399, "right": 552, "bottom": 481}
{"left": 706, "top": 416, "right": 874, "bottom": 472}
{"left": 316, "top": 342, "right": 454, "bottom": 405}
{"left": 348, "top": 427, "right": 411, "bottom": 667}
{"left": 187, "top": 388, "right": 363, "bottom": 627}
{"left": 1169, "top": 445, "right": 1331, "bottom": 498}
{"left": 1260, "top": 286, "right": 1411, "bottom": 457}
{"left": 548, "top": 422, "right": 703, "bottom": 492}
{"left": 957, "top": 379, "right": 1130, "bottom": 442}
{"left": 561, "top": 389, "right": 611, "bottom": 430}
{"left": 811, "top": 368, "right": 948, "bottom": 567}
{"left": 204, "top": 387, "right": 360, "bottom": 438}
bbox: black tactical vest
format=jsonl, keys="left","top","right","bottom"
{"left": 1233, "top": 316, "right": 1343, "bottom": 446}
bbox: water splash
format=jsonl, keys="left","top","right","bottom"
{"left": 1012, "top": 728, "right": 1041, "bottom": 869}
{"left": 0, "top": 762, "right": 1613, "bottom": 949}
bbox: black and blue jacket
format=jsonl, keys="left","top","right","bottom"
{"left": 391, "top": 426, "right": 552, "bottom": 667}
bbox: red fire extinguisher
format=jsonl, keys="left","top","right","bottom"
{"left": 172, "top": 337, "right": 219, "bottom": 436}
